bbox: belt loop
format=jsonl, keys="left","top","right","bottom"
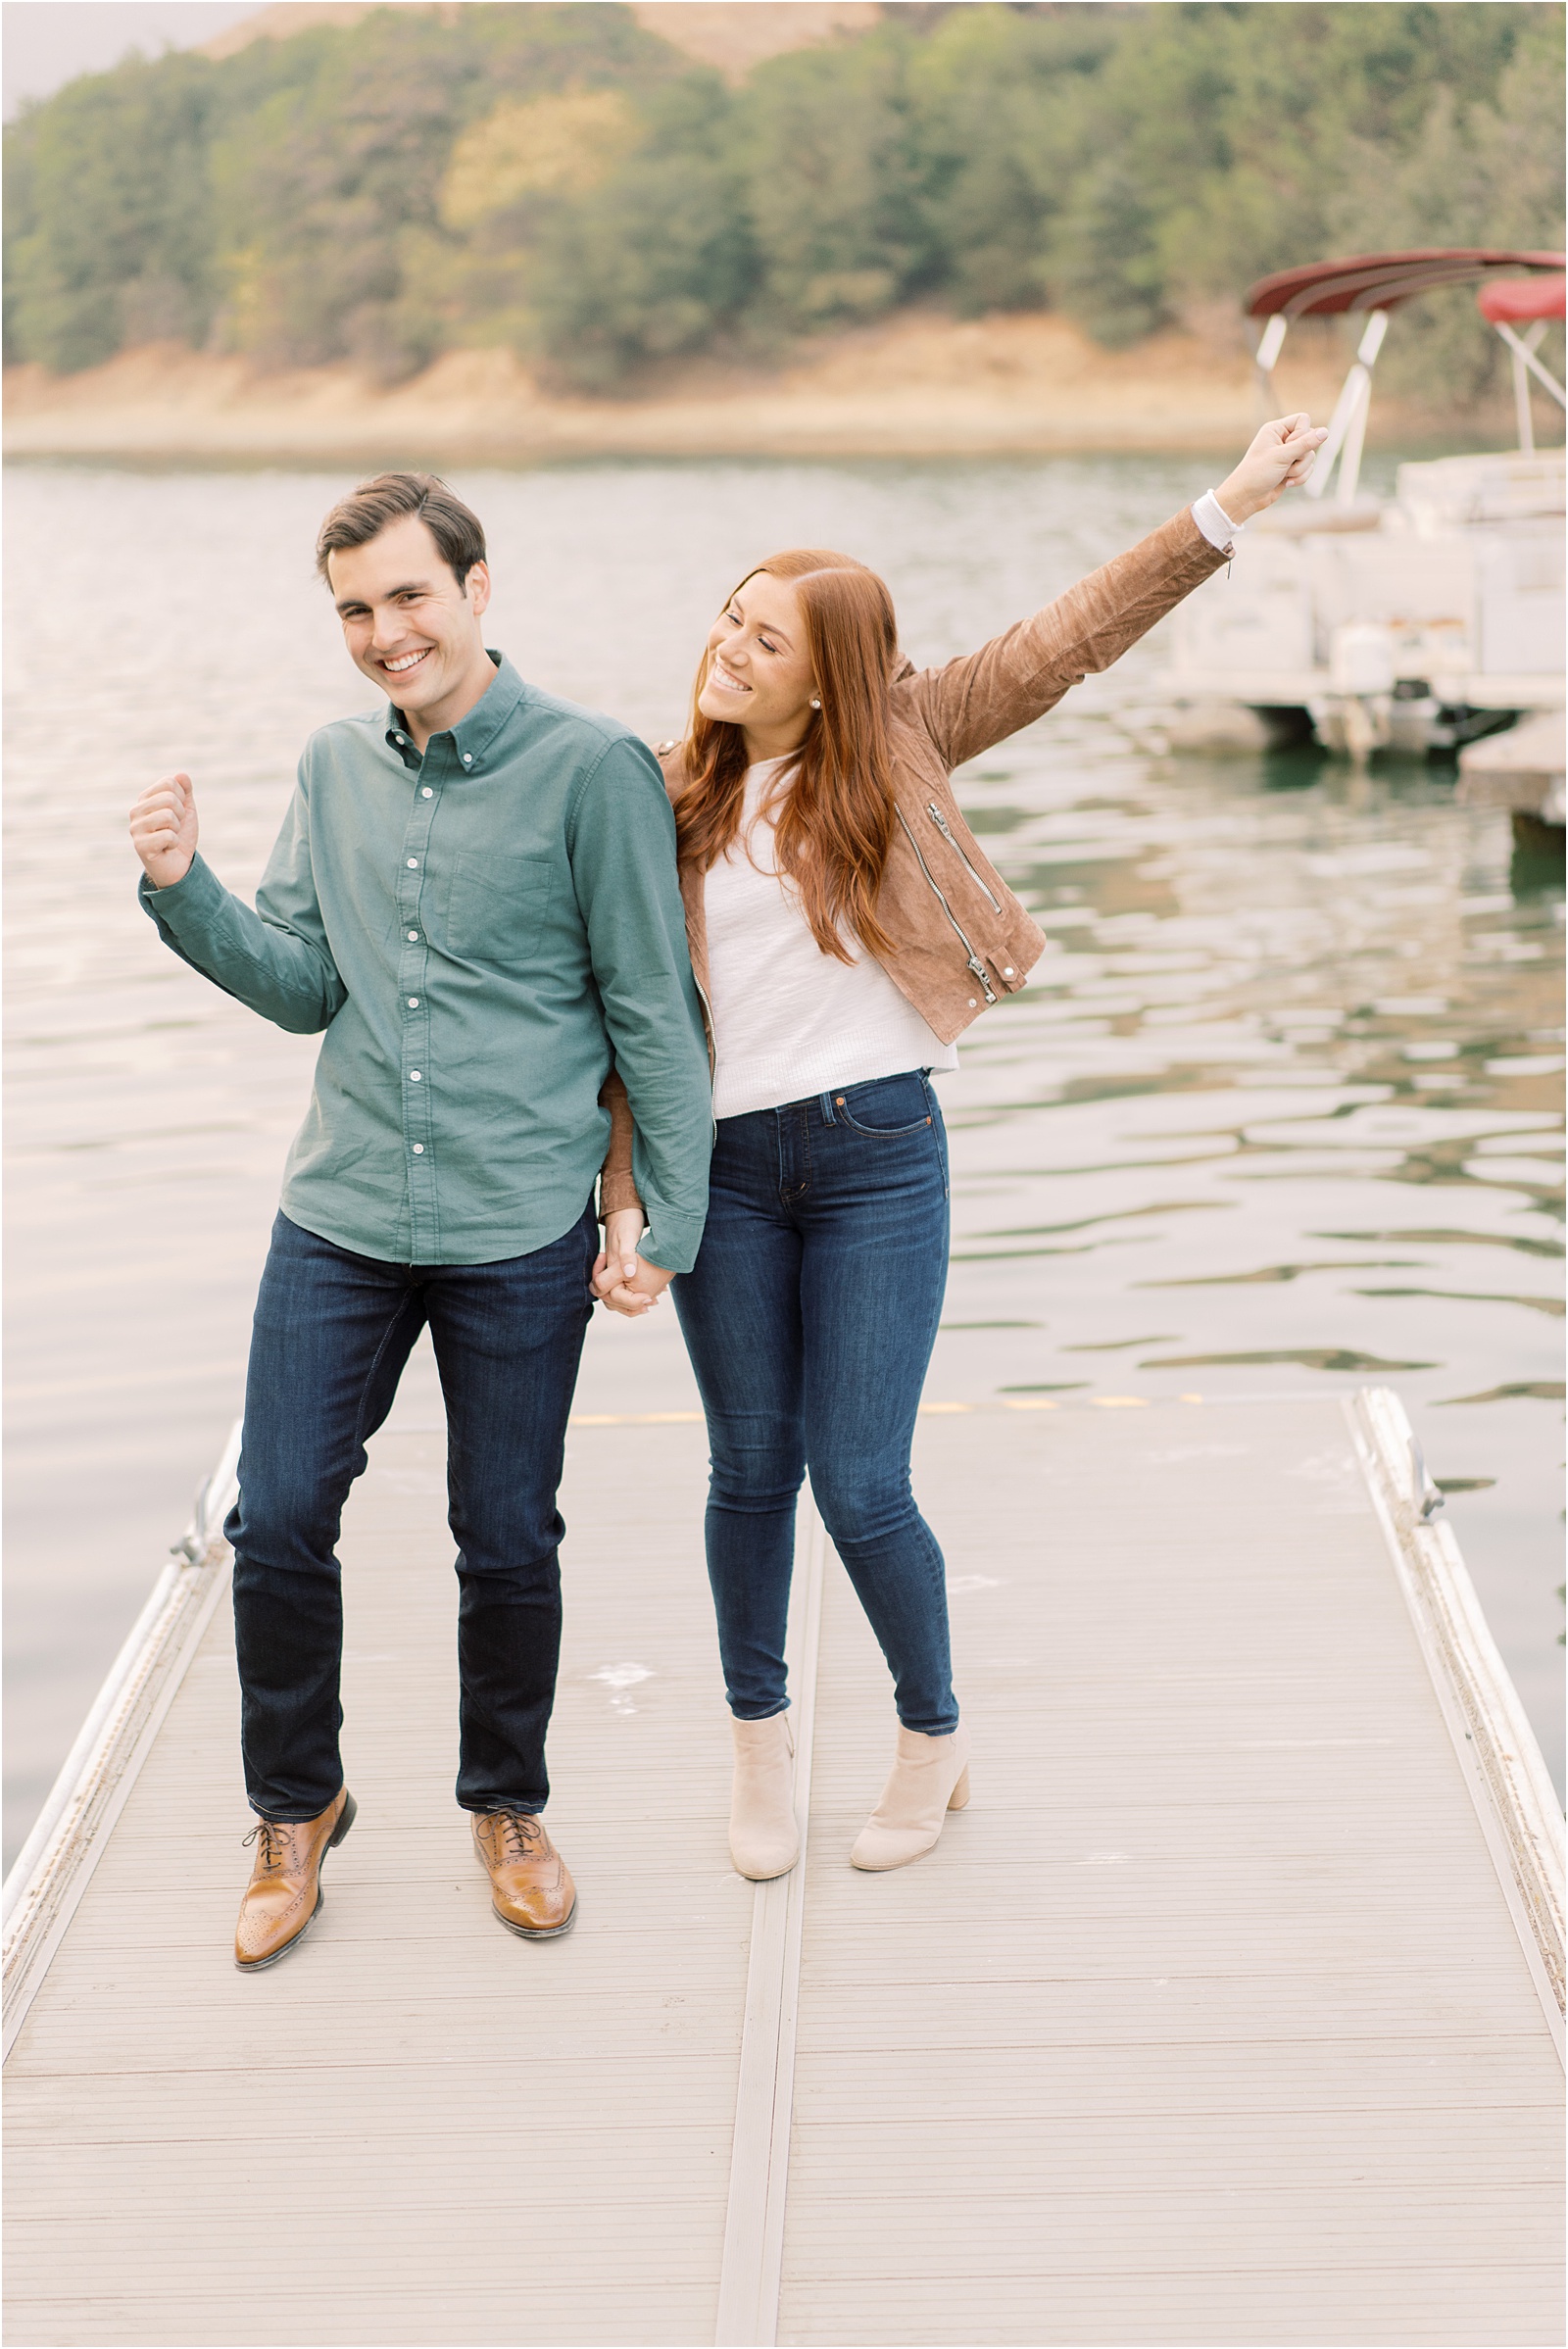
{"left": 818, "top": 1091, "right": 836, "bottom": 1125}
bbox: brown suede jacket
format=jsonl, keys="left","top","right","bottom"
{"left": 598, "top": 506, "right": 1228, "bottom": 1218}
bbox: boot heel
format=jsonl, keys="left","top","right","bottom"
{"left": 851, "top": 1723, "right": 972, "bottom": 1871}
{"left": 330, "top": 1791, "right": 357, "bottom": 1846}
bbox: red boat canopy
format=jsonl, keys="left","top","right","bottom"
{"left": 1478, "top": 275, "right": 1566, "bottom": 324}
{"left": 1246, "top": 249, "right": 1567, "bottom": 319}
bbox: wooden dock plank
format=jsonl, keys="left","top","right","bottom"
{"left": 5, "top": 1420, "right": 748, "bottom": 2348}
{"left": 5, "top": 1395, "right": 1562, "bottom": 2347}
{"left": 777, "top": 1399, "right": 1562, "bottom": 2348}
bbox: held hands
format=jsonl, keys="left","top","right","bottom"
{"left": 129, "top": 771, "right": 199, "bottom": 890}
{"left": 593, "top": 1207, "right": 675, "bottom": 1318}
{"left": 1214, "top": 414, "right": 1329, "bottom": 525}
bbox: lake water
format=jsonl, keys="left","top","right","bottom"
{"left": 4, "top": 455, "right": 1562, "bottom": 1868}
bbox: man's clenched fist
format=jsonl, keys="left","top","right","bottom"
{"left": 129, "top": 771, "right": 199, "bottom": 890}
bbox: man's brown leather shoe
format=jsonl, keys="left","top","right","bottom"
{"left": 234, "top": 1788, "right": 356, "bottom": 1971}
{"left": 471, "top": 1809, "right": 576, "bottom": 1938}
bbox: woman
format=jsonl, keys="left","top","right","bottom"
{"left": 596, "top": 415, "right": 1325, "bottom": 1880}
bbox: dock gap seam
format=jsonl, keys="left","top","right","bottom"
{"left": 714, "top": 1492, "right": 827, "bottom": 2348}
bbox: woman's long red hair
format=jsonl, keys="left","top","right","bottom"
{"left": 673, "top": 550, "right": 900, "bottom": 964}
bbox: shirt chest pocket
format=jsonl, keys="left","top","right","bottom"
{"left": 440, "top": 851, "right": 556, "bottom": 962}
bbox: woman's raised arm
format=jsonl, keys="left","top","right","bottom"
{"left": 900, "top": 414, "right": 1326, "bottom": 774}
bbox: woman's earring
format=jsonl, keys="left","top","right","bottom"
{"left": 809, "top": 698, "right": 821, "bottom": 710}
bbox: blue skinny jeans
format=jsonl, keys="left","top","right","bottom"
{"left": 672, "top": 1069, "right": 958, "bottom": 1736}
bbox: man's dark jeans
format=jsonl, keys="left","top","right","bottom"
{"left": 227, "top": 1206, "right": 598, "bottom": 1822}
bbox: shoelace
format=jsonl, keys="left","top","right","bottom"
{"left": 242, "top": 1818, "right": 293, "bottom": 1873}
{"left": 490, "top": 1810, "right": 545, "bottom": 1864}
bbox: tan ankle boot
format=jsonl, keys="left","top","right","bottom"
{"left": 729, "top": 1712, "right": 800, "bottom": 1880}
{"left": 851, "top": 1722, "right": 970, "bottom": 1872}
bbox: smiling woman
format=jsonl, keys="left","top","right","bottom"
{"left": 684, "top": 550, "right": 902, "bottom": 960}
{"left": 589, "top": 416, "right": 1339, "bottom": 1884}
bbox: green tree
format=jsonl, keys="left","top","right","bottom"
{"left": 526, "top": 78, "right": 752, "bottom": 389}
{"left": 1327, "top": 15, "right": 1567, "bottom": 405}
{"left": 734, "top": 30, "right": 928, "bottom": 330}
{"left": 1035, "top": 3, "right": 1556, "bottom": 345}
{"left": 206, "top": 3, "right": 674, "bottom": 378}
{"left": 6, "top": 54, "right": 219, "bottom": 371}
{"left": 4, "top": 0, "right": 1561, "bottom": 411}
{"left": 906, "top": 6, "right": 1119, "bottom": 316}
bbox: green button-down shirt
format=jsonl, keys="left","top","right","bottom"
{"left": 140, "top": 655, "right": 711, "bottom": 1270}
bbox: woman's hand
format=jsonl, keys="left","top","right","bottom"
{"left": 1214, "top": 415, "right": 1329, "bottom": 525}
{"left": 592, "top": 1207, "right": 674, "bottom": 1316}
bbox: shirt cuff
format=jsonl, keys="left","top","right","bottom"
{"left": 636, "top": 1207, "right": 706, "bottom": 1278}
{"left": 137, "top": 851, "right": 223, "bottom": 919}
{"left": 1191, "top": 490, "right": 1243, "bottom": 552}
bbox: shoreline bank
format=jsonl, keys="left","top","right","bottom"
{"left": 4, "top": 310, "right": 1443, "bottom": 466}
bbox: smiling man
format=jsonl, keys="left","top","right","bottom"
{"left": 128, "top": 472, "right": 710, "bottom": 1968}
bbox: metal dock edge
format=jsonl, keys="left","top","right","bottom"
{"left": 1, "top": 1420, "right": 242, "bottom": 2060}
{"left": 1348, "top": 1387, "right": 1566, "bottom": 2054}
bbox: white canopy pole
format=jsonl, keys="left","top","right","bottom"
{"left": 1329, "top": 373, "right": 1371, "bottom": 508}
{"left": 1304, "top": 365, "right": 1364, "bottom": 501}
{"left": 1494, "top": 318, "right": 1566, "bottom": 413}
{"left": 1512, "top": 342, "right": 1536, "bottom": 454}
{"left": 1306, "top": 310, "right": 1389, "bottom": 504}
{"left": 1336, "top": 311, "right": 1388, "bottom": 507}
{"left": 1252, "top": 313, "right": 1289, "bottom": 414}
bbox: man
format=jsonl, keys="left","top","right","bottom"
{"left": 128, "top": 472, "right": 711, "bottom": 1968}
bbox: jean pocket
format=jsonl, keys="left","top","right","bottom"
{"left": 834, "top": 1074, "right": 934, "bottom": 1140}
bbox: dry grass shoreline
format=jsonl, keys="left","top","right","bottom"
{"left": 4, "top": 310, "right": 1434, "bottom": 467}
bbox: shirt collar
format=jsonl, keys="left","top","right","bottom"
{"left": 385, "top": 651, "right": 526, "bottom": 773}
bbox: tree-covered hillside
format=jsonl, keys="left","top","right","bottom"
{"left": 4, "top": 2, "right": 1562, "bottom": 405}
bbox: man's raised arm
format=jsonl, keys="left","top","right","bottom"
{"left": 132, "top": 767, "right": 346, "bottom": 1035}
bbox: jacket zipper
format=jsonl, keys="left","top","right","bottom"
{"left": 926, "top": 803, "right": 1003, "bottom": 912}
{"left": 895, "top": 808, "right": 998, "bottom": 1005}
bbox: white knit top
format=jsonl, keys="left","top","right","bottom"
{"left": 704, "top": 759, "right": 959, "bottom": 1120}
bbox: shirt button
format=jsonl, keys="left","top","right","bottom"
{"left": 421, "top": 787, "right": 433, "bottom": 799}
{"left": 394, "top": 733, "right": 405, "bottom": 745}
{"left": 408, "top": 931, "right": 418, "bottom": 942}
{"left": 967, "top": 998, "right": 977, "bottom": 1007}
{"left": 1003, "top": 966, "right": 1014, "bottom": 977}
{"left": 462, "top": 753, "right": 473, "bottom": 765}
{"left": 408, "top": 998, "right": 418, "bottom": 1008}
{"left": 407, "top": 858, "right": 418, "bottom": 868}
{"left": 410, "top": 1070, "right": 421, "bottom": 1081}
{"left": 412, "top": 1144, "right": 424, "bottom": 1154}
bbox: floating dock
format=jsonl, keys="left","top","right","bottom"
{"left": 1458, "top": 708, "right": 1567, "bottom": 832}
{"left": 4, "top": 1390, "right": 1563, "bottom": 2347}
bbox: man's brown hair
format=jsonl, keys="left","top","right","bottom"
{"left": 315, "top": 471, "right": 486, "bottom": 590}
